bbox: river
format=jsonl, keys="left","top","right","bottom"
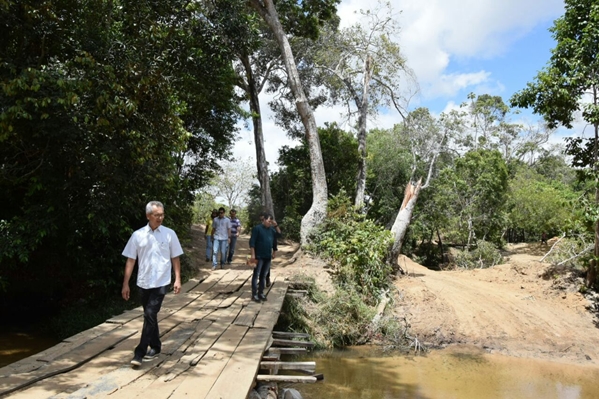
{"left": 288, "top": 345, "right": 599, "bottom": 399}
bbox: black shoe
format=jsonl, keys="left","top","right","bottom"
{"left": 252, "top": 295, "right": 261, "bottom": 303}
{"left": 130, "top": 356, "right": 143, "bottom": 367}
{"left": 266, "top": 279, "right": 271, "bottom": 287}
{"left": 144, "top": 348, "right": 160, "bottom": 359}
{"left": 259, "top": 294, "right": 267, "bottom": 301}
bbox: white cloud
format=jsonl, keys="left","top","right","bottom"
{"left": 338, "top": 0, "right": 564, "bottom": 99}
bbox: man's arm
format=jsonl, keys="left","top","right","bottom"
{"left": 171, "top": 256, "right": 181, "bottom": 294}
{"left": 122, "top": 258, "right": 136, "bottom": 301}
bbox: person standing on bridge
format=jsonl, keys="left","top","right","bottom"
{"left": 121, "top": 201, "right": 184, "bottom": 367}
{"left": 249, "top": 213, "right": 277, "bottom": 302}
{"left": 211, "top": 207, "right": 231, "bottom": 269}
{"left": 226, "top": 209, "right": 241, "bottom": 264}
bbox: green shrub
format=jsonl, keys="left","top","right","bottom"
{"left": 307, "top": 192, "right": 394, "bottom": 303}
{"left": 454, "top": 240, "right": 502, "bottom": 269}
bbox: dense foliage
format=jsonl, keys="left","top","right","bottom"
{"left": 269, "top": 123, "right": 359, "bottom": 239}
{"left": 0, "top": 0, "right": 241, "bottom": 317}
{"left": 307, "top": 193, "right": 394, "bottom": 303}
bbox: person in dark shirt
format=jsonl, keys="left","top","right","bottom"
{"left": 249, "top": 213, "right": 277, "bottom": 302}
{"left": 259, "top": 212, "right": 281, "bottom": 287}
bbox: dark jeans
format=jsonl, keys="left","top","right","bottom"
{"left": 134, "top": 285, "right": 167, "bottom": 358}
{"left": 251, "top": 258, "right": 271, "bottom": 296}
{"left": 227, "top": 235, "right": 238, "bottom": 263}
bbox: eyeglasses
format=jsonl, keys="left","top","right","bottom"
{"left": 152, "top": 213, "right": 164, "bottom": 218}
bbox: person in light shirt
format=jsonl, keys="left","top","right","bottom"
{"left": 121, "top": 201, "right": 184, "bottom": 367}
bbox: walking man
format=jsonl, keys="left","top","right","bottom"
{"left": 122, "top": 201, "right": 184, "bottom": 367}
{"left": 260, "top": 212, "right": 281, "bottom": 287}
{"left": 211, "top": 207, "right": 231, "bottom": 269}
{"left": 249, "top": 213, "right": 277, "bottom": 302}
{"left": 227, "top": 209, "right": 241, "bottom": 264}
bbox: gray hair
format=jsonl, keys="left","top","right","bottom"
{"left": 146, "top": 201, "right": 164, "bottom": 214}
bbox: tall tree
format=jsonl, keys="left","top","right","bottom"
{"left": 248, "top": 0, "right": 339, "bottom": 245}
{"left": 510, "top": 0, "right": 599, "bottom": 287}
{"left": 310, "top": 1, "right": 415, "bottom": 207}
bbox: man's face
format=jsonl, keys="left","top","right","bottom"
{"left": 262, "top": 217, "right": 272, "bottom": 227}
{"left": 230, "top": 211, "right": 236, "bottom": 218}
{"left": 218, "top": 209, "right": 225, "bottom": 218}
{"left": 147, "top": 206, "right": 165, "bottom": 229}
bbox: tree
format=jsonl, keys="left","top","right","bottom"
{"left": 380, "top": 108, "right": 452, "bottom": 271}
{"left": 432, "top": 149, "right": 509, "bottom": 247}
{"left": 309, "top": 1, "right": 415, "bottom": 207}
{"left": 270, "top": 123, "right": 359, "bottom": 239}
{"left": 210, "top": 159, "right": 256, "bottom": 209}
{"left": 0, "top": 0, "right": 240, "bottom": 306}
{"left": 510, "top": 0, "right": 599, "bottom": 287}
{"left": 248, "top": 0, "right": 338, "bottom": 245}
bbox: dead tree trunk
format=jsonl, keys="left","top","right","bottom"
{"left": 249, "top": 0, "right": 328, "bottom": 245}
{"left": 389, "top": 179, "right": 422, "bottom": 274}
{"left": 354, "top": 55, "right": 373, "bottom": 209}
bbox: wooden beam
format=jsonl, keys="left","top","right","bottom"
{"left": 256, "top": 375, "right": 317, "bottom": 383}
{"left": 266, "top": 347, "right": 307, "bottom": 355}
{"left": 259, "top": 361, "right": 315, "bottom": 370}
{"left": 271, "top": 338, "right": 315, "bottom": 348}
{"left": 272, "top": 331, "right": 310, "bottom": 339}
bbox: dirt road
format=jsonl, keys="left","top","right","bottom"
{"left": 394, "top": 243, "right": 599, "bottom": 365}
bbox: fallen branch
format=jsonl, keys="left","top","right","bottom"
{"left": 540, "top": 233, "right": 566, "bottom": 262}
{"left": 556, "top": 244, "right": 593, "bottom": 267}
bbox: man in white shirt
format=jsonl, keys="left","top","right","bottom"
{"left": 211, "top": 207, "right": 231, "bottom": 270}
{"left": 122, "top": 201, "right": 184, "bottom": 367}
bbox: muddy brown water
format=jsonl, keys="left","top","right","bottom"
{"left": 0, "top": 331, "right": 59, "bottom": 368}
{"left": 289, "top": 345, "right": 599, "bottom": 399}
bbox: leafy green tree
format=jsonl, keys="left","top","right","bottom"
{"left": 510, "top": 0, "right": 599, "bottom": 286}
{"left": 432, "top": 149, "right": 509, "bottom": 247}
{"left": 0, "top": 1, "right": 240, "bottom": 310}
{"left": 506, "top": 166, "right": 577, "bottom": 242}
{"left": 270, "top": 123, "right": 359, "bottom": 239}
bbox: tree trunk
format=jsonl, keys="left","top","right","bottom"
{"left": 354, "top": 55, "right": 373, "bottom": 209}
{"left": 240, "top": 54, "right": 275, "bottom": 218}
{"left": 249, "top": 0, "right": 328, "bottom": 245}
{"left": 389, "top": 179, "right": 422, "bottom": 274}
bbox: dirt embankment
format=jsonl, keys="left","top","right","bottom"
{"left": 394, "top": 243, "right": 599, "bottom": 366}
{"left": 189, "top": 226, "right": 599, "bottom": 366}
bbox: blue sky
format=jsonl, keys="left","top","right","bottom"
{"left": 231, "top": 0, "right": 569, "bottom": 168}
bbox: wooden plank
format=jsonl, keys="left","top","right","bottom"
{"left": 106, "top": 308, "right": 144, "bottom": 325}
{"left": 266, "top": 347, "right": 307, "bottom": 355}
{"left": 271, "top": 338, "right": 315, "bottom": 348}
{"left": 0, "top": 327, "right": 136, "bottom": 397}
{"left": 219, "top": 269, "right": 252, "bottom": 294}
{"left": 261, "top": 355, "right": 280, "bottom": 362}
{"left": 169, "top": 325, "right": 249, "bottom": 398}
{"left": 256, "top": 375, "right": 317, "bottom": 383}
{"left": 188, "top": 270, "right": 231, "bottom": 293}
{"left": 259, "top": 361, "right": 316, "bottom": 370}
{"left": 253, "top": 282, "right": 288, "bottom": 330}
{"left": 272, "top": 331, "right": 310, "bottom": 339}
{"left": 212, "top": 269, "right": 241, "bottom": 293}
{"left": 205, "top": 328, "right": 272, "bottom": 399}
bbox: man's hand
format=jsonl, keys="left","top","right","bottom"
{"left": 122, "top": 285, "right": 130, "bottom": 301}
{"left": 272, "top": 251, "right": 276, "bottom": 259}
{"left": 173, "top": 279, "right": 181, "bottom": 295}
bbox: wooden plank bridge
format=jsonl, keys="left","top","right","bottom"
{"left": 0, "top": 268, "right": 313, "bottom": 399}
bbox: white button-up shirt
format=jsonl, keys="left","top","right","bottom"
{"left": 122, "top": 224, "right": 184, "bottom": 289}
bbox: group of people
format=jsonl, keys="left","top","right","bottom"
{"left": 120, "top": 201, "right": 281, "bottom": 367}
{"left": 204, "top": 207, "right": 241, "bottom": 270}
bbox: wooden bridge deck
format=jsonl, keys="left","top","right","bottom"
{"left": 0, "top": 269, "right": 289, "bottom": 399}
